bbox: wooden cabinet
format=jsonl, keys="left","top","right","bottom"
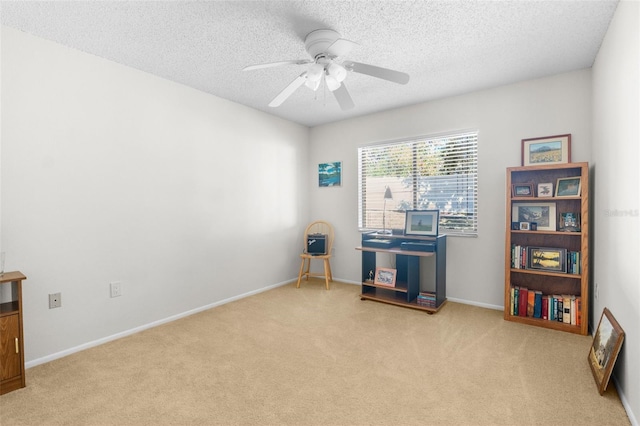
{"left": 0, "top": 271, "right": 27, "bottom": 395}
{"left": 504, "top": 163, "right": 588, "bottom": 335}
{"left": 357, "top": 233, "right": 447, "bottom": 313}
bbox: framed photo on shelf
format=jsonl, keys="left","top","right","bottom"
{"left": 521, "top": 134, "right": 571, "bottom": 166}
{"left": 404, "top": 210, "right": 439, "bottom": 236}
{"left": 512, "top": 202, "right": 556, "bottom": 231}
{"left": 537, "top": 182, "right": 554, "bottom": 198}
{"left": 555, "top": 176, "right": 581, "bottom": 197}
{"left": 373, "top": 267, "right": 397, "bottom": 287}
{"left": 519, "top": 222, "right": 530, "bottom": 230}
{"left": 589, "top": 308, "right": 625, "bottom": 395}
{"left": 527, "top": 247, "right": 566, "bottom": 272}
{"left": 318, "top": 161, "right": 342, "bottom": 187}
{"left": 511, "top": 183, "right": 534, "bottom": 197}
{"left": 559, "top": 212, "right": 581, "bottom": 232}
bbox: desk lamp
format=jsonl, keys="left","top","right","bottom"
{"left": 381, "top": 186, "right": 393, "bottom": 235}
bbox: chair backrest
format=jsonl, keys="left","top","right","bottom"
{"left": 304, "top": 220, "right": 334, "bottom": 255}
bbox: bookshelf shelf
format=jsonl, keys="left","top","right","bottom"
{"left": 510, "top": 269, "right": 582, "bottom": 279}
{"left": 504, "top": 162, "right": 589, "bottom": 335}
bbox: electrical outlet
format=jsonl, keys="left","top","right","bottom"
{"left": 49, "top": 292, "right": 62, "bottom": 309}
{"left": 110, "top": 282, "right": 122, "bottom": 298}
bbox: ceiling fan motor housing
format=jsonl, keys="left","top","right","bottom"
{"left": 304, "top": 29, "right": 341, "bottom": 59}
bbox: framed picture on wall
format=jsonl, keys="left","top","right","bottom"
{"left": 318, "top": 162, "right": 342, "bottom": 187}
{"left": 521, "top": 134, "right": 571, "bottom": 166}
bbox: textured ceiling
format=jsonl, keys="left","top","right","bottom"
{"left": 1, "top": 1, "right": 619, "bottom": 127}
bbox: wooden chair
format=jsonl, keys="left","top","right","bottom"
{"left": 296, "top": 220, "right": 334, "bottom": 290}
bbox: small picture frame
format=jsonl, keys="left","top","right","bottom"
{"left": 318, "top": 161, "right": 342, "bottom": 187}
{"left": 404, "top": 210, "right": 439, "bottom": 236}
{"left": 530, "top": 222, "right": 538, "bottom": 231}
{"left": 373, "top": 267, "right": 397, "bottom": 287}
{"left": 511, "top": 222, "right": 520, "bottom": 230}
{"left": 527, "top": 247, "right": 567, "bottom": 272}
{"left": 589, "top": 308, "right": 625, "bottom": 395}
{"left": 512, "top": 202, "right": 556, "bottom": 231}
{"left": 511, "top": 183, "right": 534, "bottom": 197}
{"left": 537, "top": 183, "right": 554, "bottom": 198}
{"left": 519, "top": 222, "right": 529, "bottom": 231}
{"left": 521, "top": 134, "right": 571, "bottom": 166}
{"left": 559, "top": 212, "right": 581, "bottom": 232}
{"left": 555, "top": 176, "right": 581, "bottom": 197}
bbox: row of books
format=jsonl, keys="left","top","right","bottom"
{"left": 511, "top": 244, "right": 581, "bottom": 274}
{"left": 509, "top": 286, "right": 582, "bottom": 326}
{"left": 416, "top": 291, "right": 436, "bottom": 308}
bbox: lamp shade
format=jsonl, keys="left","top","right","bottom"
{"left": 327, "top": 62, "right": 347, "bottom": 82}
{"left": 325, "top": 74, "right": 341, "bottom": 91}
{"left": 384, "top": 187, "right": 393, "bottom": 200}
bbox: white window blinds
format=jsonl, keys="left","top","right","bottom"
{"left": 358, "top": 131, "right": 478, "bottom": 235}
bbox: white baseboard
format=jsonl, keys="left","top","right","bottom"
{"left": 446, "top": 296, "right": 503, "bottom": 311}
{"left": 613, "top": 375, "right": 638, "bottom": 426}
{"left": 26, "top": 279, "right": 293, "bottom": 369}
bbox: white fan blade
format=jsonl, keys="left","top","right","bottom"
{"left": 344, "top": 61, "right": 410, "bottom": 85}
{"left": 243, "top": 59, "right": 311, "bottom": 71}
{"left": 333, "top": 83, "right": 355, "bottom": 111}
{"left": 326, "top": 38, "right": 358, "bottom": 58}
{"left": 269, "top": 73, "right": 308, "bottom": 107}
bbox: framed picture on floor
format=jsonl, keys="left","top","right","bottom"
{"left": 589, "top": 308, "right": 625, "bottom": 395}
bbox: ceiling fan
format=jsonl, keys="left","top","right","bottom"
{"left": 243, "top": 29, "right": 410, "bottom": 111}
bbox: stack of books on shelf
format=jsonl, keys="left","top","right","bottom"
{"left": 509, "top": 285, "right": 582, "bottom": 326}
{"left": 416, "top": 292, "right": 436, "bottom": 308}
{"left": 566, "top": 251, "right": 581, "bottom": 274}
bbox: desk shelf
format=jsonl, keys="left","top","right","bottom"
{"left": 357, "top": 233, "right": 447, "bottom": 313}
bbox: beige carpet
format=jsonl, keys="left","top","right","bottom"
{"left": 0, "top": 280, "right": 630, "bottom": 425}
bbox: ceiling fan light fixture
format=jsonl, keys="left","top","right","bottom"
{"left": 307, "top": 63, "right": 324, "bottom": 81}
{"left": 305, "top": 77, "right": 321, "bottom": 91}
{"left": 245, "top": 28, "right": 409, "bottom": 109}
{"left": 325, "top": 74, "right": 341, "bottom": 91}
{"left": 327, "top": 62, "right": 347, "bottom": 82}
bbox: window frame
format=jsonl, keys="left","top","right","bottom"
{"left": 357, "top": 130, "right": 479, "bottom": 237}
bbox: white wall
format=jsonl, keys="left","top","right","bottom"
{"left": 309, "top": 70, "right": 592, "bottom": 309}
{"left": 1, "top": 27, "right": 309, "bottom": 364}
{"left": 592, "top": 1, "right": 640, "bottom": 423}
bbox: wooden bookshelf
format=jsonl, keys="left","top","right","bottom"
{"left": 0, "top": 271, "right": 27, "bottom": 395}
{"left": 504, "top": 162, "right": 589, "bottom": 335}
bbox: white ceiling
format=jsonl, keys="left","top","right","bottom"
{"left": 1, "top": 0, "right": 619, "bottom": 127}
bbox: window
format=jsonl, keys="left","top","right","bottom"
{"left": 358, "top": 131, "right": 478, "bottom": 236}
